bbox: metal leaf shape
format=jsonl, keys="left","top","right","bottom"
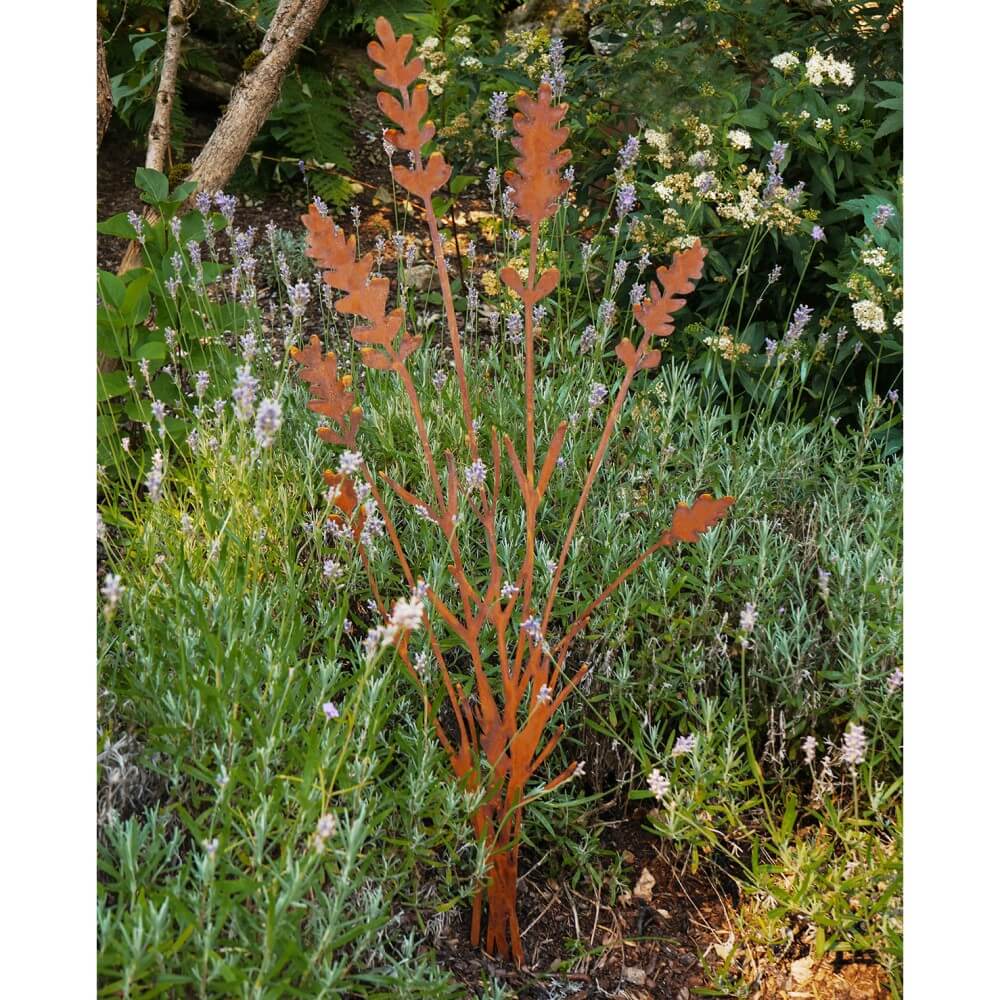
{"left": 301, "top": 204, "right": 415, "bottom": 370}
{"left": 504, "top": 83, "right": 571, "bottom": 225}
{"left": 322, "top": 469, "right": 367, "bottom": 542}
{"left": 633, "top": 241, "right": 707, "bottom": 340}
{"left": 664, "top": 493, "right": 734, "bottom": 544}
{"left": 290, "top": 336, "right": 362, "bottom": 447}
{"left": 367, "top": 16, "right": 423, "bottom": 91}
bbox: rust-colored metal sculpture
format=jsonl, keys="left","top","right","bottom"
{"left": 292, "top": 17, "right": 733, "bottom": 965}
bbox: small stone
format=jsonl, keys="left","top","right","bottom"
{"left": 623, "top": 966, "right": 646, "bottom": 985}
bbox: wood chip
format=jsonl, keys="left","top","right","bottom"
{"left": 623, "top": 966, "right": 647, "bottom": 985}
{"left": 790, "top": 955, "right": 814, "bottom": 984}
{"left": 633, "top": 867, "right": 656, "bottom": 902}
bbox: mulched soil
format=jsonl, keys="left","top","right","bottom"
{"left": 421, "top": 818, "right": 889, "bottom": 999}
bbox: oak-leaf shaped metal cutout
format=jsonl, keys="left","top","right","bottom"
{"left": 367, "top": 16, "right": 423, "bottom": 91}
{"left": 393, "top": 151, "right": 452, "bottom": 200}
{"left": 322, "top": 469, "right": 367, "bottom": 543}
{"left": 663, "top": 493, "right": 735, "bottom": 545}
{"left": 290, "top": 336, "right": 362, "bottom": 447}
{"left": 633, "top": 241, "right": 708, "bottom": 340}
{"left": 501, "top": 266, "right": 561, "bottom": 306}
{"left": 504, "top": 83, "right": 571, "bottom": 225}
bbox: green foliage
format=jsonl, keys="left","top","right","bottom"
{"left": 250, "top": 66, "right": 356, "bottom": 209}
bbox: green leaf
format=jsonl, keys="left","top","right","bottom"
{"left": 734, "top": 106, "right": 768, "bottom": 129}
{"left": 97, "top": 213, "right": 140, "bottom": 239}
{"left": 98, "top": 271, "right": 127, "bottom": 310}
{"left": 121, "top": 271, "right": 153, "bottom": 325}
{"left": 874, "top": 111, "right": 903, "bottom": 140}
{"left": 449, "top": 174, "right": 478, "bottom": 195}
{"left": 171, "top": 180, "right": 197, "bottom": 203}
{"left": 97, "top": 371, "right": 131, "bottom": 402}
{"left": 135, "top": 167, "right": 169, "bottom": 204}
{"left": 135, "top": 340, "right": 167, "bottom": 362}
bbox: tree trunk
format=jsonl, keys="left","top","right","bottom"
{"left": 183, "top": 0, "right": 329, "bottom": 196}
{"left": 146, "top": 0, "right": 190, "bottom": 174}
{"left": 97, "top": 20, "right": 113, "bottom": 149}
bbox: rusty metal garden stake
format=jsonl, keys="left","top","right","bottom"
{"left": 291, "top": 16, "right": 733, "bottom": 966}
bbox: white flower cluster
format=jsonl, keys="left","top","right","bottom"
{"left": 418, "top": 36, "right": 449, "bottom": 96}
{"left": 771, "top": 51, "right": 800, "bottom": 73}
{"left": 644, "top": 128, "right": 673, "bottom": 169}
{"left": 727, "top": 128, "right": 753, "bottom": 150}
{"left": 804, "top": 50, "right": 855, "bottom": 87}
{"left": 852, "top": 299, "right": 887, "bottom": 334}
{"left": 860, "top": 246, "right": 888, "bottom": 268}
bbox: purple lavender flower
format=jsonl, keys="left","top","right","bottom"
{"left": 887, "top": 389, "right": 899, "bottom": 404}
{"left": 695, "top": 172, "right": 716, "bottom": 195}
{"left": 770, "top": 141, "right": 789, "bottom": 166}
{"left": 506, "top": 312, "right": 524, "bottom": 345}
{"left": 127, "top": 210, "right": 145, "bottom": 243}
{"left": 195, "top": 191, "right": 212, "bottom": 216}
{"left": 811, "top": 225, "right": 826, "bottom": 242}
{"left": 521, "top": 615, "right": 543, "bottom": 644}
{"left": 232, "top": 365, "right": 258, "bottom": 422}
{"left": 214, "top": 191, "right": 238, "bottom": 225}
{"left": 672, "top": 734, "right": 696, "bottom": 757}
{"left": 617, "top": 134, "right": 640, "bottom": 168}
{"left": 254, "top": 398, "right": 282, "bottom": 448}
{"left": 312, "top": 195, "right": 329, "bottom": 216}
{"left": 239, "top": 332, "right": 257, "bottom": 362}
{"left": 616, "top": 183, "right": 637, "bottom": 218}
{"left": 488, "top": 91, "right": 508, "bottom": 136}
{"left": 465, "top": 459, "right": 487, "bottom": 490}
{"left": 579, "top": 324, "right": 597, "bottom": 353}
{"left": 783, "top": 303, "right": 813, "bottom": 344}
{"left": 784, "top": 181, "right": 805, "bottom": 207}
{"left": 101, "top": 573, "right": 123, "bottom": 611}
{"left": 338, "top": 450, "right": 363, "bottom": 475}
{"left": 487, "top": 167, "right": 500, "bottom": 196}
{"left": 873, "top": 203, "right": 895, "bottom": 228}
{"left": 432, "top": 369, "right": 447, "bottom": 392}
{"left": 322, "top": 701, "right": 340, "bottom": 720}
{"left": 588, "top": 382, "right": 608, "bottom": 409}
{"left": 612, "top": 258, "right": 628, "bottom": 291}
{"left": 151, "top": 400, "right": 167, "bottom": 424}
{"left": 597, "top": 299, "right": 615, "bottom": 329}
{"left": 841, "top": 722, "right": 867, "bottom": 767}
{"left": 145, "top": 449, "right": 164, "bottom": 503}
{"left": 286, "top": 281, "right": 311, "bottom": 319}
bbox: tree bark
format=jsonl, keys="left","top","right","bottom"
{"left": 183, "top": 0, "right": 329, "bottom": 196}
{"left": 146, "top": 0, "right": 190, "bottom": 174}
{"left": 97, "top": 20, "right": 113, "bottom": 149}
